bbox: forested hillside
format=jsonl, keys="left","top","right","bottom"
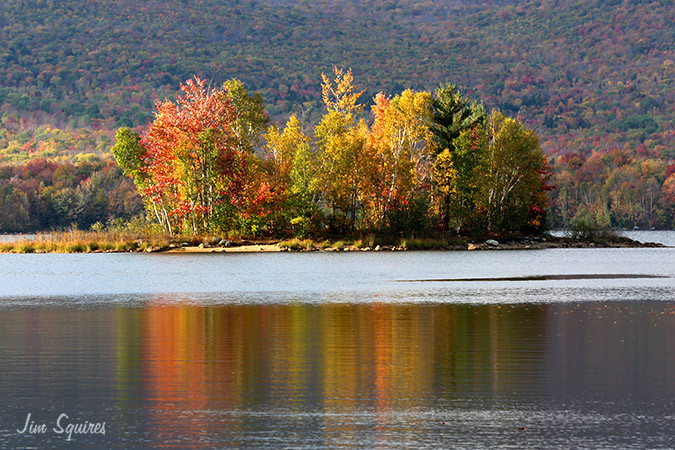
{"left": 0, "top": 0, "right": 672, "bottom": 231}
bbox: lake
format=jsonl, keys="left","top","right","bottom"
{"left": 0, "top": 234, "right": 673, "bottom": 447}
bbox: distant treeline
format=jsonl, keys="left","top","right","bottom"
{"left": 550, "top": 149, "right": 674, "bottom": 230}
{"left": 0, "top": 157, "right": 142, "bottom": 232}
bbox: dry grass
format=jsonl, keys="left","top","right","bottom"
{"left": 279, "top": 235, "right": 378, "bottom": 251}
{"left": 1, "top": 229, "right": 177, "bottom": 253}
{"left": 1, "top": 230, "right": 470, "bottom": 254}
{"left": 278, "top": 238, "right": 316, "bottom": 250}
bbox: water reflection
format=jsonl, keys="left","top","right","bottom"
{"left": 0, "top": 301, "right": 673, "bottom": 447}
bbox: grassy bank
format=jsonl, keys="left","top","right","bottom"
{"left": 1, "top": 232, "right": 471, "bottom": 253}
{"left": 0, "top": 230, "right": 657, "bottom": 254}
{"left": 0, "top": 229, "right": 185, "bottom": 253}
{"left": 278, "top": 236, "right": 469, "bottom": 251}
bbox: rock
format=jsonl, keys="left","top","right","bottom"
{"left": 169, "top": 243, "right": 177, "bottom": 248}
{"left": 362, "top": 247, "right": 372, "bottom": 251}
{"left": 374, "top": 245, "right": 381, "bottom": 251}
{"left": 181, "top": 242, "right": 189, "bottom": 247}
{"left": 219, "top": 239, "right": 231, "bottom": 247}
{"left": 468, "top": 243, "right": 480, "bottom": 250}
{"left": 198, "top": 243, "right": 205, "bottom": 249}
{"left": 486, "top": 239, "right": 499, "bottom": 247}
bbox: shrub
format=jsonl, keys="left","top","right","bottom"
{"left": 383, "top": 193, "right": 434, "bottom": 238}
{"left": 570, "top": 210, "right": 617, "bottom": 241}
{"left": 19, "top": 243, "right": 35, "bottom": 253}
{"left": 400, "top": 238, "right": 448, "bottom": 250}
{"left": 279, "top": 238, "right": 314, "bottom": 250}
{"left": 64, "top": 243, "right": 85, "bottom": 253}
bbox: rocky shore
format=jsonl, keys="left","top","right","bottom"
{"left": 2, "top": 232, "right": 666, "bottom": 254}
{"left": 164, "top": 234, "right": 665, "bottom": 253}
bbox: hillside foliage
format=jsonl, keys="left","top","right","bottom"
{"left": 0, "top": 0, "right": 671, "bottom": 231}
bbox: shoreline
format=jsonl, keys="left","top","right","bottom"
{"left": 166, "top": 235, "right": 666, "bottom": 254}
{"left": 0, "top": 233, "right": 667, "bottom": 254}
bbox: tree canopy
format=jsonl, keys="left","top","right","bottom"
{"left": 111, "top": 74, "right": 553, "bottom": 237}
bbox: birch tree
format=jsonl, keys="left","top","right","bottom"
{"left": 479, "top": 110, "right": 549, "bottom": 233}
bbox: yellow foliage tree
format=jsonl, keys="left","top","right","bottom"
{"left": 479, "top": 110, "right": 548, "bottom": 233}
{"left": 321, "top": 67, "right": 365, "bottom": 120}
{"left": 265, "top": 115, "right": 309, "bottom": 180}
{"left": 365, "top": 90, "right": 434, "bottom": 227}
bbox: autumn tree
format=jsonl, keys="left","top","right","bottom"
{"left": 113, "top": 77, "right": 248, "bottom": 234}
{"left": 265, "top": 115, "right": 319, "bottom": 235}
{"left": 478, "top": 111, "right": 550, "bottom": 233}
{"left": 321, "top": 67, "right": 365, "bottom": 119}
{"left": 315, "top": 111, "right": 372, "bottom": 227}
{"left": 223, "top": 78, "right": 269, "bottom": 154}
{"left": 366, "top": 90, "right": 434, "bottom": 230}
{"left": 432, "top": 125, "right": 486, "bottom": 233}
{"left": 111, "top": 127, "right": 150, "bottom": 194}
{"left": 315, "top": 68, "right": 371, "bottom": 230}
{"left": 0, "top": 184, "right": 31, "bottom": 231}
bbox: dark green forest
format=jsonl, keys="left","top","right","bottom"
{"left": 0, "top": 0, "right": 672, "bottom": 232}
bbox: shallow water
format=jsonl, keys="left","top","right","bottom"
{"left": 549, "top": 229, "right": 675, "bottom": 247}
{"left": 0, "top": 243, "right": 673, "bottom": 447}
{"left": 621, "top": 229, "right": 675, "bottom": 247}
{"left": 0, "top": 247, "right": 673, "bottom": 304}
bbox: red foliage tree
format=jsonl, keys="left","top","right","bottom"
{"left": 141, "top": 77, "right": 247, "bottom": 233}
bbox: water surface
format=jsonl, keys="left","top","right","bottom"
{"left": 0, "top": 241, "right": 673, "bottom": 447}
{"left": 0, "top": 247, "right": 672, "bottom": 304}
